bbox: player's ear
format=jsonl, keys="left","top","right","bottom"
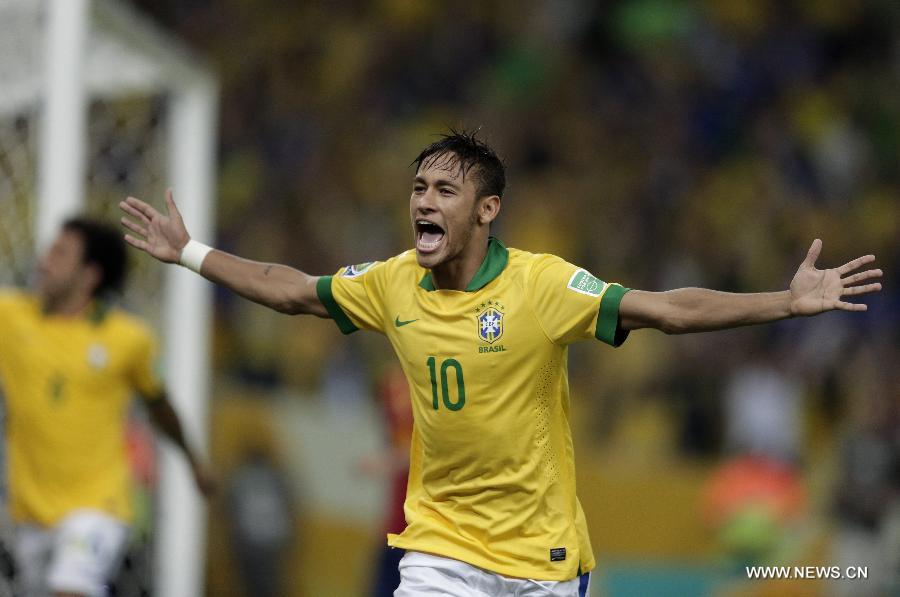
{"left": 478, "top": 195, "right": 500, "bottom": 226}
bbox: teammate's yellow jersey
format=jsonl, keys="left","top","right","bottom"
{"left": 317, "top": 237, "right": 630, "bottom": 580}
{"left": 0, "top": 290, "right": 163, "bottom": 526}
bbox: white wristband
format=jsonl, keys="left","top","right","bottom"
{"left": 179, "top": 239, "right": 213, "bottom": 273}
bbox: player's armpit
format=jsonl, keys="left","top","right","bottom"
{"left": 138, "top": 389, "right": 166, "bottom": 404}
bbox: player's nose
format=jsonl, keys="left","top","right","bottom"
{"left": 414, "top": 189, "right": 438, "bottom": 213}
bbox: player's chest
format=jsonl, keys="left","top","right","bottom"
{"left": 6, "top": 317, "right": 128, "bottom": 380}
{"left": 386, "top": 291, "right": 546, "bottom": 359}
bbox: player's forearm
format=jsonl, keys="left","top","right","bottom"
{"left": 147, "top": 396, "right": 200, "bottom": 465}
{"left": 660, "top": 288, "right": 792, "bottom": 334}
{"left": 197, "top": 250, "right": 325, "bottom": 316}
{"left": 147, "top": 394, "right": 216, "bottom": 497}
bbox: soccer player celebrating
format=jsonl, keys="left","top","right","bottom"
{"left": 0, "top": 219, "right": 214, "bottom": 597}
{"left": 120, "top": 132, "right": 881, "bottom": 597}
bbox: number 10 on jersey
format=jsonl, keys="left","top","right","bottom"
{"left": 427, "top": 357, "right": 466, "bottom": 411}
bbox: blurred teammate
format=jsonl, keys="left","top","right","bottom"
{"left": 0, "top": 218, "right": 213, "bottom": 597}
{"left": 121, "top": 131, "right": 882, "bottom": 597}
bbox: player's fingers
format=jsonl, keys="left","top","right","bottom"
{"left": 119, "top": 199, "right": 153, "bottom": 226}
{"left": 123, "top": 196, "right": 159, "bottom": 221}
{"left": 802, "top": 238, "right": 822, "bottom": 268}
{"left": 837, "top": 254, "right": 876, "bottom": 275}
{"left": 120, "top": 216, "right": 148, "bottom": 238}
{"left": 842, "top": 268, "right": 883, "bottom": 285}
{"left": 164, "top": 188, "right": 181, "bottom": 217}
{"left": 842, "top": 282, "right": 882, "bottom": 296}
{"left": 123, "top": 234, "right": 150, "bottom": 252}
{"left": 834, "top": 300, "right": 867, "bottom": 312}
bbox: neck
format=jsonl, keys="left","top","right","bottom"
{"left": 430, "top": 235, "right": 490, "bottom": 291}
{"left": 42, "top": 291, "right": 94, "bottom": 317}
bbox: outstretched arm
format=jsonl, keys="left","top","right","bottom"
{"left": 620, "top": 239, "right": 882, "bottom": 334}
{"left": 120, "top": 191, "right": 327, "bottom": 317}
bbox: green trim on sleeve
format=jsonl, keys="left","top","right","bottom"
{"left": 595, "top": 284, "right": 630, "bottom": 347}
{"left": 140, "top": 389, "right": 166, "bottom": 404}
{"left": 316, "top": 276, "right": 359, "bottom": 335}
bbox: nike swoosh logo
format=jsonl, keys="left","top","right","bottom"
{"left": 395, "top": 316, "right": 419, "bottom": 327}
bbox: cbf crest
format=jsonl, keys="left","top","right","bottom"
{"left": 475, "top": 299, "right": 505, "bottom": 344}
{"left": 87, "top": 343, "right": 109, "bottom": 370}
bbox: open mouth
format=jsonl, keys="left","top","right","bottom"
{"left": 415, "top": 219, "right": 445, "bottom": 253}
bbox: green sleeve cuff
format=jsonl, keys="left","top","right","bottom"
{"left": 595, "top": 284, "right": 630, "bottom": 347}
{"left": 316, "top": 276, "right": 359, "bottom": 335}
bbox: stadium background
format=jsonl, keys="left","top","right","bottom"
{"left": 8, "top": 1, "right": 899, "bottom": 596}
{"left": 134, "top": 1, "right": 898, "bottom": 595}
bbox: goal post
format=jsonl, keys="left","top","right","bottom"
{"left": 0, "top": 1, "right": 218, "bottom": 595}
{"left": 159, "top": 71, "right": 218, "bottom": 597}
{"left": 36, "top": 0, "right": 89, "bottom": 249}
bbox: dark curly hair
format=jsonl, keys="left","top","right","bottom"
{"left": 411, "top": 129, "right": 506, "bottom": 199}
{"left": 63, "top": 217, "right": 127, "bottom": 297}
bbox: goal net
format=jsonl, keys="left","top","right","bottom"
{"left": 0, "top": 1, "right": 217, "bottom": 596}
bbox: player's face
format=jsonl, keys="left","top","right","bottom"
{"left": 410, "top": 155, "right": 482, "bottom": 270}
{"left": 37, "top": 229, "right": 91, "bottom": 304}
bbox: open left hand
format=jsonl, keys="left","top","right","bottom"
{"left": 789, "top": 239, "right": 882, "bottom": 316}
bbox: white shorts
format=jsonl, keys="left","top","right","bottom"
{"left": 395, "top": 551, "right": 591, "bottom": 597}
{"left": 15, "top": 509, "right": 129, "bottom": 597}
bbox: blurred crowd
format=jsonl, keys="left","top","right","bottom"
{"left": 134, "top": 0, "right": 899, "bottom": 593}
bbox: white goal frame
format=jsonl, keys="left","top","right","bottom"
{"left": 0, "top": 1, "right": 218, "bottom": 596}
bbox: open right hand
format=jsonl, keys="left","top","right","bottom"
{"left": 120, "top": 189, "right": 190, "bottom": 264}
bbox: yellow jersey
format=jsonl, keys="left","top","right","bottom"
{"left": 317, "top": 238, "right": 630, "bottom": 580}
{"left": 0, "top": 290, "right": 162, "bottom": 526}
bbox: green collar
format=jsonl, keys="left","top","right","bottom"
{"left": 41, "top": 298, "right": 109, "bottom": 324}
{"left": 88, "top": 300, "right": 110, "bottom": 324}
{"left": 419, "top": 237, "right": 509, "bottom": 292}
